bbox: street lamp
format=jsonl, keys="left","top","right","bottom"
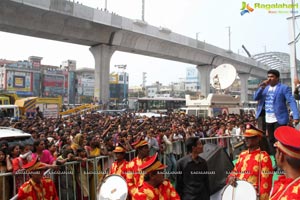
{"left": 226, "top": 26, "right": 232, "bottom": 52}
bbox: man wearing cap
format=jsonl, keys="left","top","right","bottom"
{"left": 126, "top": 138, "right": 151, "bottom": 198}
{"left": 254, "top": 69, "right": 299, "bottom": 155}
{"left": 109, "top": 145, "right": 128, "bottom": 179}
{"left": 134, "top": 153, "right": 180, "bottom": 200}
{"left": 270, "top": 126, "right": 300, "bottom": 199}
{"left": 17, "top": 157, "right": 58, "bottom": 200}
{"left": 227, "top": 124, "right": 273, "bottom": 200}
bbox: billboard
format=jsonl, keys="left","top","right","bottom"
{"left": 6, "top": 71, "right": 32, "bottom": 93}
{"left": 186, "top": 67, "right": 199, "bottom": 81}
{"left": 79, "top": 78, "right": 94, "bottom": 96}
{"left": 43, "top": 74, "right": 65, "bottom": 96}
{"left": 110, "top": 74, "right": 119, "bottom": 84}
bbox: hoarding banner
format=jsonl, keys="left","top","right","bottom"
{"left": 6, "top": 71, "right": 31, "bottom": 92}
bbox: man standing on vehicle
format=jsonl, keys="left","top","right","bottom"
{"left": 254, "top": 69, "right": 299, "bottom": 155}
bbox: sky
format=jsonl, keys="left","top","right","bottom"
{"left": 0, "top": 0, "right": 299, "bottom": 87}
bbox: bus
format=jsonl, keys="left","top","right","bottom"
{"left": 137, "top": 97, "right": 186, "bottom": 113}
{"left": 0, "top": 105, "right": 20, "bottom": 121}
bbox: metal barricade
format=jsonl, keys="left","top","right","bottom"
{"left": 9, "top": 152, "right": 139, "bottom": 200}
{"left": 126, "top": 150, "right": 136, "bottom": 161}
{"left": 9, "top": 155, "right": 110, "bottom": 200}
{"left": 199, "top": 135, "right": 243, "bottom": 159}
{"left": 0, "top": 172, "right": 12, "bottom": 200}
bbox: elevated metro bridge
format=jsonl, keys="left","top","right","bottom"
{"left": 0, "top": 0, "right": 269, "bottom": 103}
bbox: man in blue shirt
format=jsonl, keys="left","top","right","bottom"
{"left": 254, "top": 69, "right": 299, "bottom": 155}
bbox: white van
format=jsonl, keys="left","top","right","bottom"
{"left": 0, "top": 105, "right": 20, "bottom": 121}
{"left": 184, "top": 94, "right": 241, "bottom": 117}
{"left": 184, "top": 107, "right": 240, "bottom": 118}
{"left": 183, "top": 107, "right": 209, "bottom": 118}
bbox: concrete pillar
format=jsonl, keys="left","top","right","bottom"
{"left": 90, "top": 44, "right": 115, "bottom": 105}
{"left": 239, "top": 73, "right": 250, "bottom": 103}
{"left": 197, "top": 65, "right": 212, "bottom": 97}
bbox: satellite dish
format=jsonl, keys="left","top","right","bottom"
{"left": 210, "top": 64, "right": 237, "bottom": 90}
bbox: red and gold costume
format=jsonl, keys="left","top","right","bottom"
{"left": 227, "top": 149, "right": 273, "bottom": 200}
{"left": 270, "top": 175, "right": 300, "bottom": 200}
{"left": 17, "top": 178, "right": 58, "bottom": 200}
{"left": 126, "top": 139, "right": 150, "bottom": 197}
{"left": 158, "top": 180, "right": 180, "bottom": 200}
{"left": 133, "top": 153, "right": 180, "bottom": 200}
{"left": 270, "top": 126, "right": 300, "bottom": 200}
{"left": 133, "top": 180, "right": 180, "bottom": 200}
{"left": 126, "top": 156, "right": 150, "bottom": 197}
{"left": 133, "top": 182, "right": 159, "bottom": 200}
{"left": 110, "top": 159, "right": 128, "bottom": 179}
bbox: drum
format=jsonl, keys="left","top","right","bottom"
{"left": 221, "top": 180, "right": 257, "bottom": 200}
{"left": 97, "top": 174, "right": 128, "bottom": 200}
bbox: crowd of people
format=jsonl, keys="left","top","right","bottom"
{"left": 0, "top": 106, "right": 257, "bottom": 199}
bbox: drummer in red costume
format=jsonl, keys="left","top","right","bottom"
{"left": 17, "top": 157, "right": 58, "bottom": 200}
{"left": 134, "top": 153, "right": 180, "bottom": 200}
{"left": 227, "top": 124, "right": 273, "bottom": 200}
{"left": 270, "top": 126, "right": 300, "bottom": 200}
{"left": 109, "top": 145, "right": 128, "bottom": 179}
{"left": 126, "top": 138, "right": 150, "bottom": 198}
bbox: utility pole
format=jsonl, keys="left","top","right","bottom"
{"left": 288, "top": 0, "right": 298, "bottom": 92}
{"left": 196, "top": 32, "right": 201, "bottom": 41}
{"left": 226, "top": 26, "right": 232, "bottom": 52}
{"left": 263, "top": 45, "right": 267, "bottom": 53}
{"left": 142, "top": 72, "right": 147, "bottom": 96}
{"left": 142, "top": 0, "right": 145, "bottom": 21}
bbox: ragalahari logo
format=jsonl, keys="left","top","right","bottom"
{"left": 240, "top": 2, "right": 254, "bottom": 15}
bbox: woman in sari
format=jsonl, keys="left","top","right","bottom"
{"left": 71, "top": 133, "right": 84, "bottom": 154}
{"left": 88, "top": 137, "right": 103, "bottom": 200}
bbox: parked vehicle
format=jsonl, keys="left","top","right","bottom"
{"left": 184, "top": 94, "right": 241, "bottom": 117}
{"left": 0, "top": 105, "right": 20, "bottom": 121}
{"left": 0, "top": 127, "right": 34, "bottom": 147}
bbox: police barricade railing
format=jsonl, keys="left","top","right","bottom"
{"left": 199, "top": 135, "right": 244, "bottom": 159}
{"left": 8, "top": 148, "right": 173, "bottom": 200}
{"left": 126, "top": 150, "right": 136, "bottom": 161}
{"left": 9, "top": 155, "right": 111, "bottom": 200}
{"left": 54, "top": 154, "right": 138, "bottom": 200}
{"left": 198, "top": 134, "right": 242, "bottom": 144}
{"left": 0, "top": 172, "right": 14, "bottom": 200}
{"left": 9, "top": 168, "right": 51, "bottom": 200}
